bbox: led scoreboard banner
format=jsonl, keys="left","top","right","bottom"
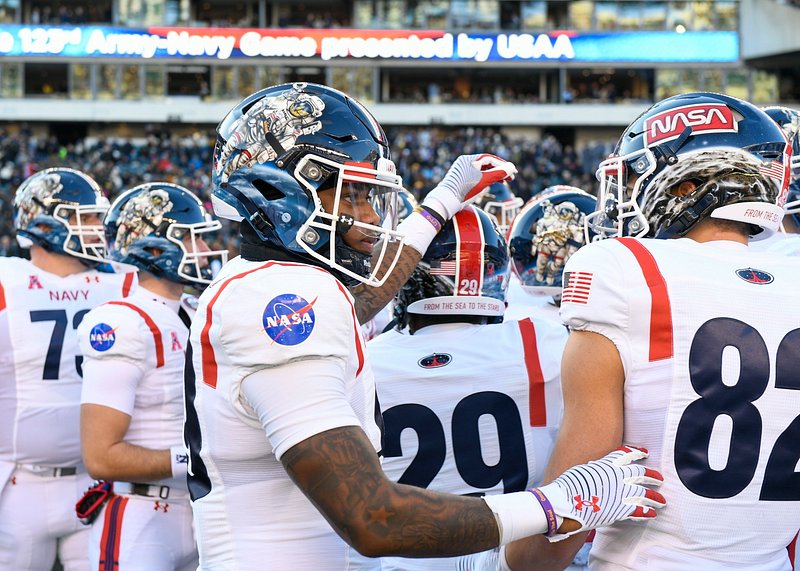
{"left": 0, "top": 26, "right": 739, "bottom": 63}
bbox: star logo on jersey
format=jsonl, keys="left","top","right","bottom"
{"left": 418, "top": 353, "right": 452, "bottom": 369}
{"left": 735, "top": 268, "right": 774, "bottom": 285}
{"left": 262, "top": 294, "right": 317, "bottom": 346}
{"left": 89, "top": 323, "right": 117, "bottom": 351}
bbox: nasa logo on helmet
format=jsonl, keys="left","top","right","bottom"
{"left": 591, "top": 92, "right": 791, "bottom": 241}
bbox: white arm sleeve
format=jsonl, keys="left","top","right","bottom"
{"left": 80, "top": 359, "right": 142, "bottom": 416}
{"left": 241, "top": 358, "right": 364, "bottom": 461}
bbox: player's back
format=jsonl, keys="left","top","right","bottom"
{"left": 562, "top": 237, "right": 800, "bottom": 571}
{"left": 185, "top": 256, "right": 381, "bottom": 570}
{"left": 368, "top": 317, "right": 567, "bottom": 570}
{"left": 0, "top": 256, "right": 134, "bottom": 467}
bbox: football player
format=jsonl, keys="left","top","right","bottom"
{"left": 185, "top": 82, "right": 663, "bottom": 569}
{"left": 758, "top": 105, "right": 800, "bottom": 256}
{"left": 477, "top": 180, "right": 524, "bottom": 235}
{"left": 78, "top": 183, "right": 227, "bottom": 571}
{"left": 0, "top": 168, "right": 136, "bottom": 571}
{"left": 355, "top": 205, "right": 567, "bottom": 570}
{"left": 505, "top": 186, "right": 596, "bottom": 324}
{"left": 505, "top": 92, "right": 800, "bottom": 571}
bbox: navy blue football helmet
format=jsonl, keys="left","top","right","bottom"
{"left": 592, "top": 92, "right": 791, "bottom": 240}
{"left": 211, "top": 82, "right": 404, "bottom": 286}
{"left": 105, "top": 183, "right": 228, "bottom": 286}
{"left": 508, "top": 187, "right": 596, "bottom": 296}
{"left": 14, "top": 167, "right": 109, "bottom": 264}
{"left": 763, "top": 106, "right": 800, "bottom": 225}
{"left": 476, "top": 181, "right": 523, "bottom": 234}
{"left": 393, "top": 205, "right": 509, "bottom": 329}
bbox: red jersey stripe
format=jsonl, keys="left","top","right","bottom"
{"left": 121, "top": 272, "right": 135, "bottom": 298}
{"left": 98, "top": 495, "right": 128, "bottom": 571}
{"left": 454, "top": 206, "right": 484, "bottom": 296}
{"left": 788, "top": 532, "right": 798, "bottom": 571}
{"left": 200, "top": 262, "right": 274, "bottom": 389}
{"left": 616, "top": 238, "right": 674, "bottom": 361}
{"left": 334, "top": 280, "right": 364, "bottom": 376}
{"left": 518, "top": 317, "right": 547, "bottom": 427}
{"left": 201, "top": 261, "right": 359, "bottom": 388}
{"left": 106, "top": 301, "right": 165, "bottom": 367}
{"left": 0, "top": 280, "right": 5, "bottom": 312}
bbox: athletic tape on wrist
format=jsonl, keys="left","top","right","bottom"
{"left": 170, "top": 445, "right": 189, "bottom": 479}
{"left": 397, "top": 210, "right": 439, "bottom": 255}
{"left": 481, "top": 490, "right": 549, "bottom": 545}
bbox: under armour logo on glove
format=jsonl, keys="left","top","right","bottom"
{"left": 532, "top": 445, "right": 666, "bottom": 542}
{"left": 574, "top": 495, "right": 601, "bottom": 513}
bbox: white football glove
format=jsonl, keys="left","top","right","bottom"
{"left": 535, "top": 445, "right": 665, "bottom": 542}
{"left": 421, "top": 153, "right": 517, "bottom": 221}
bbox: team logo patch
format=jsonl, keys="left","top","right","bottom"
{"left": 643, "top": 103, "right": 738, "bottom": 146}
{"left": 89, "top": 323, "right": 117, "bottom": 351}
{"left": 418, "top": 353, "right": 452, "bottom": 369}
{"left": 736, "top": 268, "right": 774, "bottom": 285}
{"left": 262, "top": 294, "right": 317, "bottom": 346}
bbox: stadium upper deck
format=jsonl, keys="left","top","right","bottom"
{"left": 0, "top": 0, "right": 797, "bottom": 137}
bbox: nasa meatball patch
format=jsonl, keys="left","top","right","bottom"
{"left": 262, "top": 294, "right": 317, "bottom": 346}
{"left": 89, "top": 323, "right": 117, "bottom": 351}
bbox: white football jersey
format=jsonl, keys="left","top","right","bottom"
{"left": 186, "top": 256, "right": 382, "bottom": 570}
{"left": 0, "top": 257, "right": 135, "bottom": 467}
{"left": 78, "top": 286, "right": 189, "bottom": 490}
{"left": 367, "top": 318, "right": 567, "bottom": 571}
{"left": 560, "top": 237, "right": 800, "bottom": 571}
{"left": 504, "top": 274, "right": 563, "bottom": 325}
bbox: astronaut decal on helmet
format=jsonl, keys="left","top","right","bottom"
{"left": 211, "top": 82, "right": 406, "bottom": 287}
{"left": 590, "top": 92, "right": 791, "bottom": 241}
{"left": 216, "top": 84, "right": 325, "bottom": 183}
{"left": 14, "top": 167, "right": 109, "bottom": 264}
{"left": 508, "top": 187, "right": 596, "bottom": 296}
{"left": 105, "top": 183, "right": 228, "bottom": 286}
{"left": 114, "top": 188, "right": 173, "bottom": 255}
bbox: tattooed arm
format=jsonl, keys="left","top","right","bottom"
{"left": 351, "top": 239, "right": 421, "bottom": 324}
{"left": 281, "top": 425, "right": 501, "bottom": 558}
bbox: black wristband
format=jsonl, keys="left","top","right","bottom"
{"left": 420, "top": 205, "right": 446, "bottom": 229}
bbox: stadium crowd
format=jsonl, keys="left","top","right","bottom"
{"left": 0, "top": 125, "right": 614, "bottom": 258}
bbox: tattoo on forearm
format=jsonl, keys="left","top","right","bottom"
{"left": 282, "top": 426, "right": 500, "bottom": 557}
{"left": 352, "top": 241, "right": 422, "bottom": 324}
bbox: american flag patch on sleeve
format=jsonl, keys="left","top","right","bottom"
{"left": 561, "top": 271, "right": 593, "bottom": 305}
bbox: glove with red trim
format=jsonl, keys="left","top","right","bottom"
{"left": 421, "top": 153, "right": 517, "bottom": 221}
{"left": 534, "top": 445, "right": 666, "bottom": 542}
